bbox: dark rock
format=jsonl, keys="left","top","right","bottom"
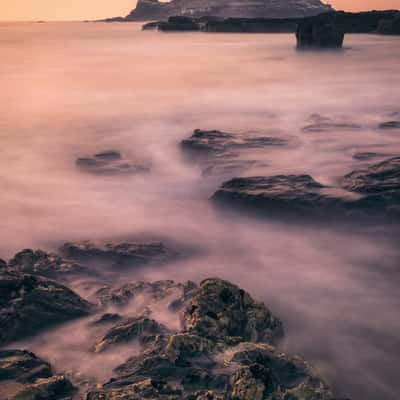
{"left": 76, "top": 151, "right": 149, "bottom": 176}
{"left": 7, "top": 249, "right": 84, "bottom": 279}
{"left": 0, "top": 272, "right": 92, "bottom": 345}
{"left": 296, "top": 20, "right": 345, "bottom": 48}
{"left": 182, "top": 278, "right": 283, "bottom": 345}
{"left": 0, "top": 350, "right": 75, "bottom": 400}
{"left": 343, "top": 157, "right": 400, "bottom": 195}
{"left": 212, "top": 175, "right": 356, "bottom": 218}
{"left": 352, "top": 152, "right": 386, "bottom": 161}
{"left": 302, "top": 115, "right": 361, "bottom": 132}
{"left": 182, "top": 129, "right": 286, "bottom": 156}
{"left": 60, "top": 241, "right": 176, "bottom": 269}
{"left": 91, "top": 313, "right": 123, "bottom": 325}
{"left": 0, "top": 258, "right": 7, "bottom": 270}
{"left": 379, "top": 121, "right": 400, "bottom": 129}
{"left": 93, "top": 316, "right": 170, "bottom": 352}
{"left": 142, "top": 21, "right": 160, "bottom": 30}
{"left": 86, "top": 278, "right": 342, "bottom": 400}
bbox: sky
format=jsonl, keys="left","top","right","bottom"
{"left": 0, "top": 0, "right": 399, "bottom": 21}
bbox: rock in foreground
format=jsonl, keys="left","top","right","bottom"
{"left": 0, "top": 272, "right": 91, "bottom": 345}
{"left": 0, "top": 349, "right": 75, "bottom": 400}
{"left": 87, "top": 278, "right": 343, "bottom": 400}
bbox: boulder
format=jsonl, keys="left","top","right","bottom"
{"left": 296, "top": 20, "right": 344, "bottom": 48}
{"left": 0, "top": 272, "right": 92, "bottom": 345}
{"left": 182, "top": 278, "right": 283, "bottom": 344}
{"left": 7, "top": 249, "right": 84, "bottom": 279}
{"left": 60, "top": 240, "right": 177, "bottom": 268}
{"left": 0, "top": 350, "right": 75, "bottom": 400}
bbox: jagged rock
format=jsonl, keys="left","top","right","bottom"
{"left": 7, "top": 249, "right": 84, "bottom": 279}
{"left": 296, "top": 19, "right": 344, "bottom": 48}
{"left": 96, "top": 280, "right": 197, "bottom": 308}
{"left": 60, "top": 241, "right": 176, "bottom": 268}
{"left": 379, "top": 120, "right": 400, "bottom": 129}
{"left": 87, "top": 278, "right": 345, "bottom": 400}
{"left": 182, "top": 278, "right": 283, "bottom": 345}
{"left": 0, "top": 350, "right": 75, "bottom": 400}
{"left": 0, "top": 272, "right": 92, "bottom": 345}
{"left": 76, "top": 151, "right": 150, "bottom": 176}
{"left": 93, "top": 316, "right": 170, "bottom": 352}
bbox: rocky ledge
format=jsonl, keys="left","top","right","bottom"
{"left": 0, "top": 350, "right": 75, "bottom": 400}
{"left": 212, "top": 157, "right": 400, "bottom": 221}
{"left": 86, "top": 278, "right": 346, "bottom": 400}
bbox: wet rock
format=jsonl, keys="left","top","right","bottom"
{"left": 60, "top": 240, "right": 176, "bottom": 269}
{"left": 212, "top": 175, "right": 353, "bottom": 218}
{"left": 182, "top": 129, "right": 286, "bottom": 156}
{"left": 76, "top": 151, "right": 150, "bottom": 176}
{"left": 302, "top": 115, "right": 361, "bottom": 132}
{"left": 296, "top": 20, "right": 345, "bottom": 48}
{"left": 96, "top": 280, "right": 197, "bottom": 308}
{"left": 93, "top": 316, "right": 170, "bottom": 352}
{"left": 182, "top": 278, "right": 283, "bottom": 345}
{"left": 343, "top": 157, "right": 400, "bottom": 196}
{"left": 7, "top": 249, "right": 84, "bottom": 279}
{"left": 87, "top": 278, "right": 342, "bottom": 400}
{"left": 379, "top": 121, "right": 400, "bottom": 129}
{"left": 0, "top": 272, "right": 92, "bottom": 345}
{"left": 0, "top": 350, "right": 75, "bottom": 400}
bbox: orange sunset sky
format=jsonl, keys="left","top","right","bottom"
{"left": 0, "top": 0, "right": 399, "bottom": 21}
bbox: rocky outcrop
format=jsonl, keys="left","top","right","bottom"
{"left": 7, "top": 249, "right": 84, "bottom": 279}
{"left": 0, "top": 272, "right": 92, "bottom": 345}
{"left": 212, "top": 157, "right": 400, "bottom": 220}
{"left": 182, "top": 278, "right": 283, "bottom": 344}
{"left": 60, "top": 240, "right": 177, "bottom": 269}
{"left": 296, "top": 20, "right": 344, "bottom": 48}
{"left": 122, "top": 0, "right": 333, "bottom": 22}
{"left": 0, "top": 350, "right": 75, "bottom": 400}
{"left": 87, "top": 278, "right": 343, "bottom": 400}
{"left": 76, "top": 150, "right": 150, "bottom": 176}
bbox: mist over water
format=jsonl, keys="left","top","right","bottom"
{"left": 0, "top": 22, "right": 400, "bottom": 400}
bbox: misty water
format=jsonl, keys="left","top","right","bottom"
{"left": 1, "top": 22, "right": 400, "bottom": 400}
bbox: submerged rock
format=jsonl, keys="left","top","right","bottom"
{"left": 60, "top": 240, "right": 177, "bottom": 268}
{"left": 87, "top": 278, "right": 339, "bottom": 400}
{"left": 0, "top": 272, "right": 92, "bottom": 345}
{"left": 296, "top": 20, "right": 345, "bottom": 48}
{"left": 302, "top": 115, "right": 361, "bottom": 132}
{"left": 76, "top": 150, "right": 150, "bottom": 176}
{"left": 7, "top": 249, "right": 84, "bottom": 279}
{"left": 0, "top": 350, "right": 75, "bottom": 400}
